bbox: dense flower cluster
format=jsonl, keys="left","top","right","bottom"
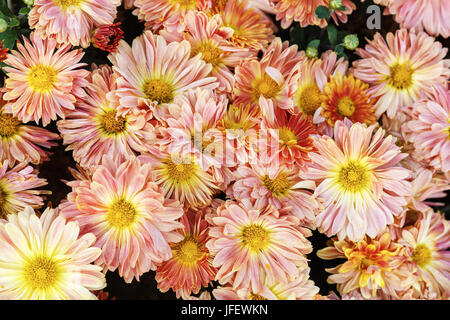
{"left": 0, "top": 0, "right": 447, "bottom": 300}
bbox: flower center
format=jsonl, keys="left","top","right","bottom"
{"left": 252, "top": 73, "right": 281, "bottom": 101}
{"left": 106, "top": 198, "right": 137, "bottom": 229}
{"left": 27, "top": 65, "right": 57, "bottom": 93}
{"left": 241, "top": 224, "right": 270, "bottom": 252}
{"left": 0, "top": 113, "right": 20, "bottom": 138}
{"left": 191, "top": 42, "right": 223, "bottom": 68}
{"left": 173, "top": 235, "right": 204, "bottom": 265}
{"left": 23, "top": 256, "right": 59, "bottom": 290}
{"left": 100, "top": 110, "right": 126, "bottom": 135}
{"left": 337, "top": 96, "right": 356, "bottom": 117}
{"left": 164, "top": 157, "right": 197, "bottom": 183}
{"left": 56, "top": 0, "right": 83, "bottom": 10}
{"left": 411, "top": 244, "right": 432, "bottom": 268}
{"left": 338, "top": 161, "right": 371, "bottom": 193}
{"left": 0, "top": 186, "right": 9, "bottom": 219}
{"left": 297, "top": 83, "right": 322, "bottom": 115}
{"left": 261, "top": 172, "right": 292, "bottom": 197}
{"left": 143, "top": 79, "right": 174, "bottom": 105}
{"left": 388, "top": 63, "right": 414, "bottom": 90}
{"left": 170, "top": 0, "right": 197, "bottom": 9}
{"left": 278, "top": 127, "right": 297, "bottom": 145}
{"left": 249, "top": 293, "right": 268, "bottom": 300}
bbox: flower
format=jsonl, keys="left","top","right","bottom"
{"left": 206, "top": 200, "right": 312, "bottom": 293}
{"left": 58, "top": 155, "right": 184, "bottom": 282}
{"left": 388, "top": 0, "right": 450, "bottom": 38}
{"left": 353, "top": 29, "right": 450, "bottom": 118}
{"left": 302, "top": 120, "right": 411, "bottom": 241}
{"left": 3, "top": 33, "right": 89, "bottom": 126}
{"left": 92, "top": 23, "right": 124, "bottom": 53}
{"left": 0, "top": 40, "right": 8, "bottom": 64}
{"left": 317, "top": 232, "right": 414, "bottom": 299}
{"left": 107, "top": 30, "right": 217, "bottom": 121}
{"left": 399, "top": 210, "right": 450, "bottom": 299}
{"left": 155, "top": 212, "right": 216, "bottom": 299}
{"left": 402, "top": 85, "right": 450, "bottom": 178}
{"left": 0, "top": 161, "right": 49, "bottom": 219}
{"left": 57, "top": 65, "right": 155, "bottom": 170}
{"left": 29, "top": 0, "right": 121, "bottom": 48}
{"left": 0, "top": 207, "right": 105, "bottom": 300}
{"left": 269, "top": 0, "right": 328, "bottom": 29}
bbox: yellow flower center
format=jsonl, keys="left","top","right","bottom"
{"left": 191, "top": 42, "right": 223, "bottom": 68}
{"left": 164, "top": 158, "right": 197, "bottom": 184}
{"left": 170, "top": 0, "right": 196, "bottom": 9}
{"left": 100, "top": 110, "right": 126, "bottom": 135}
{"left": 173, "top": 235, "right": 204, "bottom": 265}
{"left": 143, "top": 79, "right": 174, "bottom": 105}
{"left": 0, "top": 113, "right": 20, "bottom": 138}
{"left": 411, "top": 244, "right": 432, "bottom": 268}
{"left": 56, "top": 0, "right": 83, "bottom": 10}
{"left": 106, "top": 198, "right": 137, "bottom": 229}
{"left": 0, "top": 186, "right": 9, "bottom": 219}
{"left": 27, "top": 65, "right": 57, "bottom": 93}
{"left": 241, "top": 224, "right": 270, "bottom": 252}
{"left": 297, "top": 83, "right": 322, "bottom": 115}
{"left": 388, "top": 63, "right": 414, "bottom": 90}
{"left": 252, "top": 73, "right": 281, "bottom": 101}
{"left": 338, "top": 161, "right": 371, "bottom": 193}
{"left": 337, "top": 96, "right": 356, "bottom": 117}
{"left": 261, "top": 172, "right": 291, "bottom": 197}
{"left": 23, "top": 256, "right": 60, "bottom": 290}
{"left": 249, "top": 293, "right": 268, "bottom": 300}
{"left": 278, "top": 126, "right": 297, "bottom": 145}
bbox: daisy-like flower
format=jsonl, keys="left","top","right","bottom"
{"left": 0, "top": 207, "right": 106, "bottom": 300}
{"left": 58, "top": 156, "right": 184, "bottom": 283}
{"left": 388, "top": 0, "right": 450, "bottom": 38}
{"left": 399, "top": 210, "right": 450, "bottom": 299}
{"left": 155, "top": 212, "right": 216, "bottom": 299}
{"left": 317, "top": 232, "right": 414, "bottom": 299}
{"left": 402, "top": 85, "right": 450, "bottom": 178}
{"left": 206, "top": 200, "right": 312, "bottom": 293}
{"left": 0, "top": 161, "right": 49, "bottom": 219}
{"left": 353, "top": 29, "right": 450, "bottom": 118}
{"left": 319, "top": 73, "right": 377, "bottom": 128}
{"left": 211, "top": 0, "right": 275, "bottom": 50}
{"left": 108, "top": 31, "right": 217, "bottom": 121}
{"left": 302, "top": 120, "right": 411, "bottom": 241}
{"left": 230, "top": 159, "right": 318, "bottom": 227}
{"left": 3, "top": 33, "right": 89, "bottom": 126}
{"left": 234, "top": 37, "right": 304, "bottom": 121}
{"left": 28, "top": 0, "right": 121, "bottom": 48}
{"left": 213, "top": 267, "right": 319, "bottom": 300}
{"left": 57, "top": 65, "right": 155, "bottom": 170}
{"left": 161, "top": 11, "right": 253, "bottom": 93}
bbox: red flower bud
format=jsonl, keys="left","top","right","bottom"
{"left": 92, "top": 23, "right": 124, "bottom": 53}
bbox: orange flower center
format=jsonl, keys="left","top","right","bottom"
{"left": 106, "top": 198, "right": 137, "bottom": 229}
{"left": 100, "top": 110, "right": 126, "bottom": 135}
{"left": 411, "top": 244, "right": 432, "bottom": 268}
{"left": 173, "top": 235, "right": 204, "bottom": 265}
{"left": 261, "top": 172, "right": 291, "bottom": 197}
{"left": 297, "top": 83, "right": 322, "bottom": 115}
{"left": 337, "top": 96, "right": 356, "bottom": 117}
{"left": 191, "top": 41, "right": 223, "bottom": 68}
{"left": 170, "top": 0, "right": 197, "bottom": 9}
{"left": 241, "top": 224, "right": 270, "bottom": 252}
{"left": 0, "top": 113, "right": 20, "bottom": 138}
{"left": 388, "top": 63, "right": 414, "bottom": 90}
{"left": 338, "top": 161, "right": 371, "bottom": 193}
{"left": 23, "top": 256, "right": 60, "bottom": 290}
{"left": 27, "top": 65, "right": 57, "bottom": 93}
{"left": 143, "top": 79, "right": 174, "bottom": 105}
{"left": 164, "top": 157, "right": 197, "bottom": 183}
{"left": 249, "top": 293, "right": 268, "bottom": 300}
{"left": 252, "top": 73, "right": 281, "bottom": 101}
{"left": 56, "top": 0, "right": 83, "bottom": 10}
{"left": 278, "top": 126, "right": 297, "bottom": 145}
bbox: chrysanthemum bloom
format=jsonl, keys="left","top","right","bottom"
{"left": 388, "top": 0, "right": 450, "bottom": 38}
{"left": 108, "top": 31, "right": 217, "bottom": 121}
{"left": 161, "top": 11, "right": 253, "bottom": 93}
{"left": 0, "top": 40, "right": 8, "bottom": 64}
{"left": 402, "top": 85, "right": 450, "bottom": 178}
{"left": 0, "top": 161, "right": 49, "bottom": 219}
{"left": 317, "top": 233, "right": 414, "bottom": 299}
{"left": 57, "top": 65, "right": 155, "bottom": 169}
{"left": 211, "top": 0, "right": 275, "bottom": 50}
{"left": 319, "top": 73, "right": 377, "bottom": 128}
{"left": 213, "top": 267, "right": 319, "bottom": 300}
{"left": 28, "top": 0, "right": 121, "bottom": 48}
{"left": 3, "top": 33, "right": 89, "bottom": 126}
{"left": 92, "top": 23, "right": 124, "bottom": 53}
{"left": 302, "top": 120, "right": 411, "bottom": 241}
{"left": 329, "top": 0, "right": 356, "bottom": 26}
{"left": 206, "top": 200, "right": 312, "bottom": 293}
{"left": 139, "top": 152, "right": 219, "bottom": 209}
{"left": 260, "top": 109, "right": 317, "bottom": 171}
{"left": 234, "top": 38, "right": 304, "bottom": 121}
{"left": 155, "top": 212, "right": 216, "bottom": 299}
{"left": 353, "top": 29, "right": 450, "bottom": 118}
{"left": 269, "top": 0, "right": 327, "bottom": 29}
{"left": 0, "top": 207, "right": 105, "bottom": 300}
{"left": 399, "top": 210, "right": 450, "bottom": 299}
{"left": 58, "top": 156, "right": 184, "bottom": 282}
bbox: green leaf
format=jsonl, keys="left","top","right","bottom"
{"left": 338, "top": 6, "right": 347, "bottom": 11}
{"left": 0, "top": 27, "right": 19, "bottom": 49}
{"left": 0, "top": 1, "right": 14, "bottom": 18}
{"left": 334, "top": 44, "right": 344, "bottom": 55}
{"left": 307, "top": 39, "right": 320, "bottom": 49}
{"left": 338, "top": 52, "right": 349, "bottom": 61}
{"left": 19, "top": 7, "right": 31, "bottom": 15}
{"left": 327, "top": 25, "right": 338, "bottom": 45}
{"left": 315, "top": 6, "right": 330, "bottom": 19}
{"left": 8, "top": 17, "right": 19, "bottom": 28}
